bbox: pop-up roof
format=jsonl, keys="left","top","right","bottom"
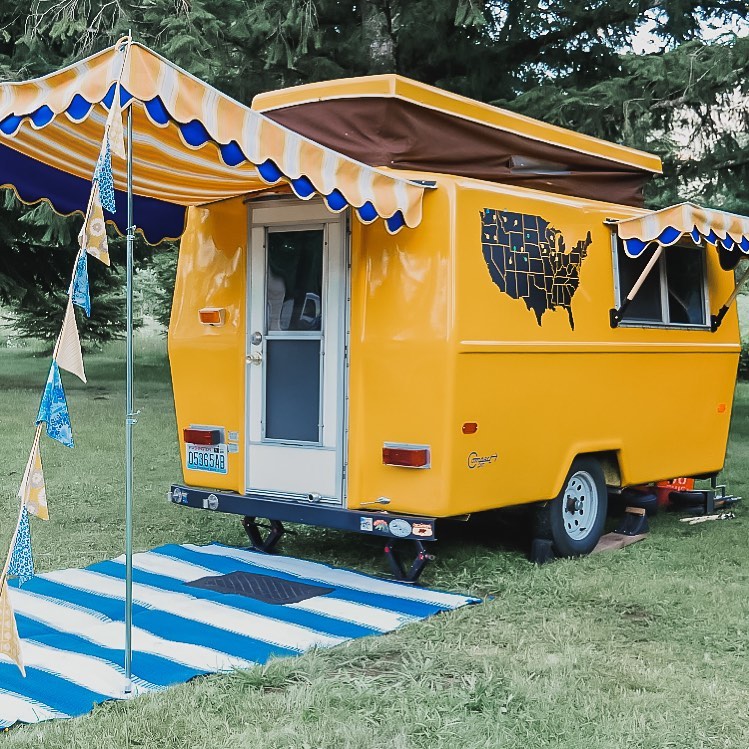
{"left": 253, "top": 75, "right": 662, "bottom": 208}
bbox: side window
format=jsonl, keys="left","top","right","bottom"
{"left": 665, "top": 247, "right": 706, "bottom": 325}
{"left": 614, "top": 238, "right": 708, "bottom": 327}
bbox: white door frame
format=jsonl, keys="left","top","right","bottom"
{"left": 245, "top": 197, "right": 349, "bottom": 505}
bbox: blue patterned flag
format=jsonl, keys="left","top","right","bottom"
{"left": 36, "top": 361, "right": 74, "bottom": 448}
{"left": 71, "top": 252, "right": 90, "bottom": 316}
{"left": 94, "top": 140, "right": 116, "bottom": 214}
{"left": 8, "top": 508, "right": 34, "bottom": 586}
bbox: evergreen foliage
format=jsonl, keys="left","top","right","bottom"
{"left": 0, "top": 1, "right": 747, "bottom": 340}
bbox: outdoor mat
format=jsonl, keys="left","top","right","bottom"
{"left": 0, "top": 543, "right": 478, "bottom": 728}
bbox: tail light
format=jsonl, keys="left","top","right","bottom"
{"left": 184, "top": 428, "right": 221, "bottom": 445}
{"left": 382, "top": 444, "right": 430, "bottom": 469}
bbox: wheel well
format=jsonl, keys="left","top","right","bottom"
{"left": 579, "top": 450, "right": 621, "bottom": 488}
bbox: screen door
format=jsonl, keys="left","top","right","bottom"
{"left": 246, "top": 201, "right": 346, "bottom": 503}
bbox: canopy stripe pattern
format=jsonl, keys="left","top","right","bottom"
{"left": 0, "top": 42, "right": 429, "bottom": 242}
{"left": 613, "top": 202, "right": 749, "bottom": 257}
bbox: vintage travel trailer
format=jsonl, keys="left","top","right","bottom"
{"left": 166, "top": 75, "right": 748, "bottom": 578}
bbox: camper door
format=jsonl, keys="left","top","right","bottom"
{"left": 245, "top": 200, "right": 348, "bottom": 505}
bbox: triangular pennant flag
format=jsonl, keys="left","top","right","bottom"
{"left": 107, "top": 93, "right": 127, "bottom": 161}
{"left": 8, "top": 509, "right": 34, "bottom": 586}
{"left": 0, "top": 580, "right": 25, "bottom": 676}
{"left": 72, "top": 251, "right": 91, "bottom": 316}
{"left": 93, "top": 140, "right": 116, "bottom": 214}
{"left": 36, "top": 361, "right": 74, "bottom": 448}
{"left": 78, "top": 184, "right": 110, "bottom": 266}
{"left": 19, "top": 441, "right": 48, "bottom": 521}
{"left": 57, "top": 300, "right": 87, "bottom": 383}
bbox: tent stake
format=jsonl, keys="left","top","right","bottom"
{"left": 124, "top": 96, "right": 136, "bottom": 694}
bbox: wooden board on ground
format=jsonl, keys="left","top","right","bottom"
{"left": 592, "top": 532, "right": 648, "bottom": 554}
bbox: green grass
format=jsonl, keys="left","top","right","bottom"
{"left": 2, "top": 337, "right": 749, "bottom": 748}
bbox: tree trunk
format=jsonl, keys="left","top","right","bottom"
{"left": 362, "top": 0, "right": 396, "bottom": 73}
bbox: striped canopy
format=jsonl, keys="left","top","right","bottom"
{"left": 0, "top": 41, "right": 429, "bottom": 243}
{"left": 614, "top": 202, "right": 749, "bottom": 258}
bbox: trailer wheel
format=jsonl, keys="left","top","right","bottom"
{"left": 544, "top": 457, "right": 607, "bottom": 557}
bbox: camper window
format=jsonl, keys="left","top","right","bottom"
{"left": 614, "top": 238, "right": 708, "bottom": 327}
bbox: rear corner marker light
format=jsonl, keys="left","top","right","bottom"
{"left": 382, "top": 444, "right": 430, "bottom": 468}
{"left": 462, "top": 422, "right": 478, "bottom": 434}
{"left": 184, "top": 428, "right": 221, "bottom": 446}
{"left": 199, "top": 307, "right": 226, "bottom": 326}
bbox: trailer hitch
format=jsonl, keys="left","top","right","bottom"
{"left": 383, "top": 540, "right": 435, "bottom": 584}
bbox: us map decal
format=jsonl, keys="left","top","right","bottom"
{"left": 481, "top": 209, "right": 592, "bottom": 329}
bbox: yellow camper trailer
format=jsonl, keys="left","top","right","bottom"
{"left": 168, "top": 75, "right": 748, "bottom": 578}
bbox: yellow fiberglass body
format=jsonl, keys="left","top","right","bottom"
{"left": 169, "top": 175, "right": 739, "bottom": 518}
{"left": 168, "top": 74, "right": 740, "bottom": 525}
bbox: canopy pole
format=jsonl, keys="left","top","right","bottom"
{"left": 610, "top": 243, "right": 664, "bottom": 328}
{"left": 124, "top": 97, "right": 136, "bottom": 694}
{"left": 711, "top": 261, "right": 749, "bottom": 332}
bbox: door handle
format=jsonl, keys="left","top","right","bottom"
{"left": 247, "top": 352, "right": 263, "bottom": 365}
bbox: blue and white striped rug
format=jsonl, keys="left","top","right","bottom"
{"left": 0, "top": 543, "right": 478, "bottom": 728}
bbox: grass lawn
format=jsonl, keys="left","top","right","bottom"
{"left": 1, "top": 336, "right": 749, "bottom": 748}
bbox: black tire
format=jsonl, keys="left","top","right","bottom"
{"left": 542, "top": 457, "right": 608, "bottom": 557}
{"left": 669, "top": 490, "right": 707, "bottom": 508}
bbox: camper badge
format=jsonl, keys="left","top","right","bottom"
{"left": 388, "top": 519, "right": 412, "bottom": 538}
{"left": 468, "top": 452, "right": 498, "bottom": 469}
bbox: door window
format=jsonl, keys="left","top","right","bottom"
{"left": 264, "top": 228, "right": 324, "bottom": 443}
{"left": 266, "top": 230, "right": 323, "bottom": 332}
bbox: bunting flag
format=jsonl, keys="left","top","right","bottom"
{"left": 19, "top": 442, "right": 48, "bottom": 521}
{"left": 56, "top": 300, "right": 86, "bottom": 383}
{"left": 93, "top": 140, "right": 116, "bottom": 214}
{"left": 8, "top": 509, "right": 34, "bottom": 586}
{"left": 36, "top": 361, "right": 74, "bottom": 448}
{"left": 107, "top": 96, "right": 127, "bottom": 161}
{"left": 71, "top": 252, "right": 91, "bottom": 316}
{"left": 77, "top": 184, "right": 110, "bottom": 266}
{"left": 0, "top": 579, "right": 24, "bottom": 676}
{"left": 0, "top": 48, "right": 130, "bottom": 686}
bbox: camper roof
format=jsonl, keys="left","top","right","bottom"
{"left": 253, "top": 75, "right": 662, "bottom": 208}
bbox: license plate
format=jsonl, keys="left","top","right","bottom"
{"left": 186, "top": 443, "right": 228, "bottom": 474}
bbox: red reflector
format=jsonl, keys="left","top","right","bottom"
{"left": 382, "top": 446, "right": 430, "bottom": 468}
{"left": 462, "top": 422, "right": 478, "bottom": 434}
{"left": 184, "top": 428, "right": 221, "bottom": 446}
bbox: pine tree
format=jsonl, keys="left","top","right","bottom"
{"left": 1, "top": 1, "right": 747, "bottom": 341}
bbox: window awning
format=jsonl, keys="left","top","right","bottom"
{"left": 0, "top": 40, "right": 431, "bottom": 244}
{"left": 612, "top": 202, "right": 749, "bottom": 258}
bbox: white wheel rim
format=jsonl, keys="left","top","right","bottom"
{"left": 562, "top": 470, "right": 599, "bottom": 541}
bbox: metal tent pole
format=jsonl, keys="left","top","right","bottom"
{"left": 124, "top": 99, "right": 135, "bottom": 694}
